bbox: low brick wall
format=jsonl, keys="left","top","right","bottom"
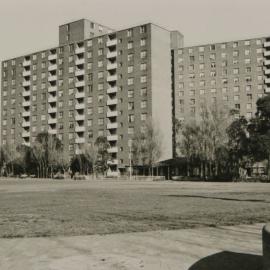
{"left": 263, "top": 224, "right": 270, "bottom": 270}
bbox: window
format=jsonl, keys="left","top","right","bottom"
{"left": 210, "top": 54, "right": 216, "bottom": 61}
{"left": 233, "top": 68, "right": 239, "bottom": 75}
{"left": 244, "top": 40, "right": 250, "bottom": 46}
{"left": 88, "top": 108, "right": 93, "bottom": 115}
{"left": 233, "top": 42, "right": 238, "bottom": 48}
{"left": 188, "top": 48, "right": 193, "bottom": 54}
{"left": 128, "top": 127, "right": 134, "bottom": 134}
{"left": 140, "top": 51, "right": 147, "bottom": 59}
{"left": 210, "top": 44, "right": 215, "bottom": 51}
{"left": 199, "top": 55, "right": 204, "bottom": 62}
{"left": 200, "top": 89, "right": 205, "bottom": 95}
{"left": 128, "top": 78, "right": 134, "bottom": 85}
{"left": 199, "top": 46, "right": 204, "bottom": 52}
{"left": 141, "top": 101, "right": 147, "bottom": 108}
{"left": 87, "top": 52, "right": 92, "bottom": 58}
{"left": 128, "top": 114, "right": 134, "bottom": 123}
{"left": 140, "top": 38, "right": 146, "bottom": 46}
{"left": 245, "top": 49, "right": 250, "bottom": 56}
{"left": 140, "top": 88, "right": 147, "bottom": 96}
{"left": 128, "top": 90, "right": 134, "bottom": 98}
{"left": 140, "top": 25, "right": 146, "bottom": 33}
{"left": 245, "top": 85, "right": 251, "bottom": 92}
{"left": 98, "top": 118, "right": 104, "bottom": 125}
{"left": 127, "top": 29, "right": 133, "bottom": 37}
{"left": 140, "top": 76, "right": 147, "bottom": 83}
{"left": 234, "top": 86, "right": 239, "bottom": 92}
{"left": 98, "top": 71, "right": 103, "bottom": 79}
{"left": 247, "top": 103, "right": 252, "bottom": 110}
{"left": 98, "top": 60, "right": 103, "bottom": 68}
{"left": 128, "top": 66, "right": 134, "bottom": 73}
{"left": 234, "top": 95, "right": 239, "bottom": 101}
{"left": 128, "top": 54, "right": 134, "bottom": 61}
{"left": 98, "top": 106, "right": 104, "bottom": 114}
{"left": 68, "top": 99, "right": 73, "bottom": 106}
{"left": 199, "top": 63, "right": 204, "bottom": 69}
{"left": 128, "top": 102, "right": 134, "bottom": 110}
{"left": 87, "top": 120, "right": 92, "bottom": 127}
{"left": 233, "top": 50, "right": 239, "bottom": 57}
{"left": 98, "top": 83, "right": 103, "bottom": 91}
{"left": 98, "top": 49, "right": 103, "bottom": 56}
{"left": 141, "top": 113, "right": 147, "bottom": 121}
{"left": 140, "top": 63, "right": 146, "bottom": 71}
{"left": 127, "top": 41, "right": 133, "bottom": 49}
{"left": 98, "top": 95, "right": 104, "bottom": 102}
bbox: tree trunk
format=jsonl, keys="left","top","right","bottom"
{"left": 268, "top": 153, "right": 270, "bottom": 181}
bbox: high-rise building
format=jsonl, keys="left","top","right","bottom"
{"left": 2, "top": 18, "right": 270, "bottom": 176}
{"left": 173, "top": 37, "right": 270, "bottom": 122}
{"left": 1, "top": 19, "right": 183, "bottom": 176}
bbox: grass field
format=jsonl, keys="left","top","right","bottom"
{"left": 0, "top": 179, "right": 269, "bottom": 238}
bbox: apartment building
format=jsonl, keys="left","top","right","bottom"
{"left": 173, "top": 37, "right": 270, "bottom": 121}
{"left": 1, "top": 19, "right": 182, "bottom": 176}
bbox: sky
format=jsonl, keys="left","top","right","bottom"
{"left": 1, "top": 0, "right": 270, "bottom": 61}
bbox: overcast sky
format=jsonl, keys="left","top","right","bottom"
{"left": 1, "top": 0, "right": 270, "bottom": 61}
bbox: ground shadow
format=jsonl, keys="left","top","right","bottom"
{"left": 166, "top": 194, "right": 267, "bottom": 203}
{"left": 188, "top": 251, "right": 262, "bottom": 270}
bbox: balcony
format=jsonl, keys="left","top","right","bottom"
{"left": 23, "top": 60, "right": 31, "bottom": 67}
{"left": 48, "top": 96, "right": 57, "bottom": 103}
{"left": 22, "top": 101, "right": 30, "bottom": 107}
{"left": 75, "top": 58, "right": 85, "bottom": 65}
{"left": 264, "top": 60, "right": 270, "bottom": 66}
{"left": 23, "top": 70, "right": 31, "bottom": 77}
{"left": 265, "top": 69, "right": 270, "bottom": 75}
{"left": 75, "top": 137, "right": 85, "bottom": 144}
{"left": 107, "top": 98, "right": 118, "bottom": 106}
{"left": 22, "top": 121, "right": 30, "bottom": 128}
{"left": 75, "top": 47, "right": 85, "bottom": 54}
{"left": 107, "top": 75, "right": 117, "bottom": 82}
{"left": 75, "top": 126, "right": 85, "bottom": 132}
{"left": 106, "top": 39, "right": 117, "bottom": 47}
{"left": 107, "top": 87, "right": 117, "bottom": 94}
{"left": 107, "top": 170, "right": 119, "bottom": 177}
{"left": 48, "top": 107, "right": 57, "bottom": 114}
{"left": 265, "top": 87, "right": 270, "bottom": 93}
{"left": 23, "top": 81, "right": 31, "bottom": 87}
{"left": 48, "top": 86, "right": 57, "bottom": 93}
{"left": 75, "top": 69, "right": 85, "bottom": 76}
{"left": 22, "top": 131, "right": 30, "bottom": 137}
{"left": 23, "top": 141, "right": 30, "bottom": 147}
{"left": 265, "top": 78, "right": 270, "bottom": 84}
{"left": 107, "top": 135, "right": 118, "bottom": 141}
{"left": 107, "top": 51, "right": 117, "bottom": 59}
{"left": 48, "top": 129, "right": 57, "bottom": 135}
{"left": 107, "top": 159, "right": 118, "bottom": 165}
{"left": 107, "top": 63, "right": 117, "bottom": 70}
{"left": 107, "top": 110, "right": 118, "bottom": 117}
{"left": 48, "top": 54, "right": 57, "bottom": 61}
{"left": 75, "top": 103, "right": 85, "bottom": 110}
{"left": 108, "top": 147, "right": 118, "bottom": 153}
{"left": 48, "top": 118, "right": 57, "bottom": 124}
{"left": 48, "top": 75, "right": 57, "bottom": 82}
{"left": 75, "top": 91, "right": 85, "bottom": 99}
{"left": 22, "top": 90, "right": 30, "bottom": 97}
{"left": 107, "top": 122, "right": 118, "bottom": 129}
{"left": 48, "top": 64, "right": 57, "bottom": 71}
{"left": 75, "top": 148, "right": 83, "bottom": 155}
{"left": 22, "top": 111, "right": 30, "bottom": 117}
{"left": 75, "top": 114, "right": 85, "bottom": 121}
{"left": 75, "top": 81, "right": 85, "bottom": 88}
{"left": 264, "top": 41, "right": 270, "bottom": 48}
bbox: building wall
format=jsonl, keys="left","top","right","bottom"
{"left": 150, "top": 25, "right": 174, "bottom": 161}
{"left": 174, "top": 38, "right": 267, "bottom": 122}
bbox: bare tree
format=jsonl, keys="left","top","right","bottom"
{"left": 133, "top": 118, "right": 162, "bottom": 176}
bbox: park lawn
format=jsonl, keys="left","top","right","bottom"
{"left": 0, "top": 179, "right": 269, "bottom": 238}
